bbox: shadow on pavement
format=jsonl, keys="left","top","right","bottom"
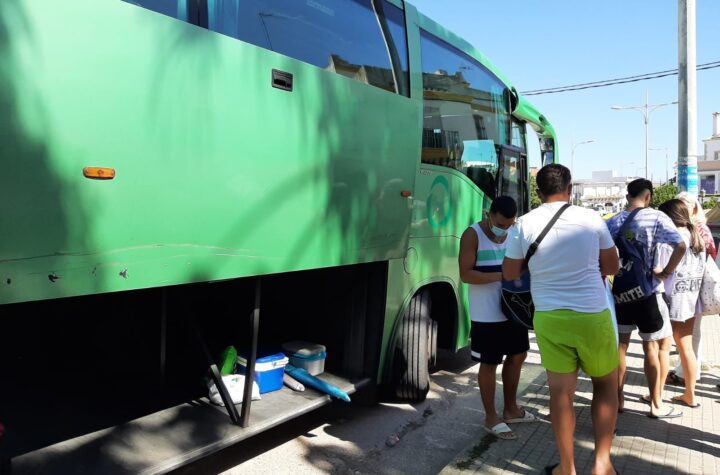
{"left": 454, "top": 359, "right": 720, "bottom": 474}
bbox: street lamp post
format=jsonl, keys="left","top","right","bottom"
{"left": 648, "top": 147, "right": 670, "bottom": 183}
{"left": 571, "top": 139, "right": 595, "bottom": 205}
{"left": 611, "top": 92, "right": 678, "bottom": 180}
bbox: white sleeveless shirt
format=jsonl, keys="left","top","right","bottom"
{"left": 468, "top": 223, "right": 507, "bottom": 323}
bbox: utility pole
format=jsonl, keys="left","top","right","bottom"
{"left": 678, "top": 0, "right": 698, "bottom": 195}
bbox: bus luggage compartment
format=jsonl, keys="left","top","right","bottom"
{"left": 0, "top": 261, "right": 386, "bottom": 474}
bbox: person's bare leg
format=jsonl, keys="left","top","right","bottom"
{"left": 478, "top": 363, "right": 504, "bottom": 429}
{"left": 674, "top": 314, "right": 703, "bottom": 381}
{"left": 501, "top": 352, "right": 527, "bottom": 420}
{"left": 617, "top": 333, "right": 631, "bottom": 412}
{"left": 693, "top": 314, "right": 703, "bottom": 379}
{"left": 644, "top": 338, "right": 671, "bottom": 416}
{"left": 643, "top": 340, "right": 661, "bottom": 412}
{"left": 590, "top": 369, "right": 618, "bottom": 475}
{"left": 658, "top": 336, "right": 672, "bottom": 412}
{"left": 547, "top": 370, "right": 578, "bottom": 475}
{"left": 672, "top": 319, "right": 697, "bottom": 406}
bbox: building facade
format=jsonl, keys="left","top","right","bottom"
{"left": 572, "top": 171, "right": 634, "bottom": 213}
{"left": 699, "top": 112, "right": 720, "bottom": 194}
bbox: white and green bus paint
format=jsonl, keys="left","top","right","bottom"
{"left": 0, "top": 0, "right": 556, "bottom": 472}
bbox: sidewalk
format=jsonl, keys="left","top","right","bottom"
{"left": 441, "top": 316, "right": 720, "bottom": 475}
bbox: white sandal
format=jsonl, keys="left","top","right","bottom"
{"left": 504, "top": 409, "right": 538, "bottom": 424}
{"left": 484, "top": 422, "right": 517, "bottom": 440}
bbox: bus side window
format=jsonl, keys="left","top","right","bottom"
{"left": 123, "top": 0, "right": 194, "bottom": 23}
{"left": 419, "top": 30, "right": 512, "bottom": 197}
{"left": 466, "top": 166, "right": 496, "bottom": 200}
{"left": 378, "top": 1, "right": 410, "bottom": 97}
{"left": 207, "top": 0, "right": 268, "bottom": 48}
{"left": 207, "top": 0, "right": 401, "bottom": 94}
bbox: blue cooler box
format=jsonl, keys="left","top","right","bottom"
{"left": 237, "top": 353, "right": 289, "bottom": 393}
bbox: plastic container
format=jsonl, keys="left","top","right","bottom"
{"left": 236, "top": 352, "right": 289, "bottom": 394}
{"left": 281, "top": 341, "right": 327, "bottom": 376}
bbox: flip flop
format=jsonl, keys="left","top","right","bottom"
{"left": 671, "top": 396, "right": 700, "bottom": 408}
{"left": 666, "top": 372, "right": 685, "bottom": 387}
{"left": 483, "top": 422, "right": 517, "bottom": 440}
{"left": 544, "top": 463, "right": 559, "bottom": 474}
{"left": 504, "top": 409, "right": 538, "bottom": 424}
{"left": 648, "top": 406, "right": 683, "bottom": 419}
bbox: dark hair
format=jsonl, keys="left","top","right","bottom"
{"left": 658, "top": 199, "right": 704, "bottom": 254}
{"left": 536, "top": 164, "right": 571, "bottom": 197}
{"left": 490, "top": 195, "right": 517, "bottom": 219}
{"left": 627, "top": 178, "right": 653, "bottom": 199}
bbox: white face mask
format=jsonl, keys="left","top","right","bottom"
{"left": 488, "top": 215, "right": 508, "bottom": 237}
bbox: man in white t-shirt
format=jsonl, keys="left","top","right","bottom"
{"left": 503, "top": 164, "right": 620, "bottom": 475}
{"left": 459, "top": 196, "right": 536, "bottom": 441}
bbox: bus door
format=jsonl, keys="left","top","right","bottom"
{"left": 497, "top": 144, "right": 528, "bottom": 215}
{"left": 540, "top": 138, "right": 556, "bottom": 167}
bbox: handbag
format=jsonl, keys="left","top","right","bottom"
{"left": 700, "top": 255, "right": 720, "bottom": 316}
{"left": 501, "top": 203, "right": 571, "bottom": 329}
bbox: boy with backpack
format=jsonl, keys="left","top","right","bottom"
{"left": 606, "top": 179, "right": 687, "bottom": 418}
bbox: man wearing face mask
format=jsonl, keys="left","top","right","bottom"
{"left": 459, "top": 195, "right": 535, "bottom": 441}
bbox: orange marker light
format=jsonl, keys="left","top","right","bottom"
{"left": 83, "top": 167, "right": 116, "bottom": 180}
{"left": 400, "top": 190, "right": 412, "bottom": 198}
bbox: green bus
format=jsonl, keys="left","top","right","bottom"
{"left": 0, "top": 0, "right": 556, "bottom": 472}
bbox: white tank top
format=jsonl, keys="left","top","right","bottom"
{"left": 468, "top": 223, "right": 507, "bottom": 323}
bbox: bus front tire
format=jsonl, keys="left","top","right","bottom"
{"left": 393, "top": 289, "right": 434, "bottom": 402}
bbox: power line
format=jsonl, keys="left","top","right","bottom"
{"left": 522, "top": 61, "right": 720, "bottom": 95}
{"left": 520, "top": 61, "right": 720, "bottom": 96}
{"left": 524, "top": 67, "right": 686, "bottom": 93}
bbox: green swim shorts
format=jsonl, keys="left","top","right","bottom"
{"left": 534, "top": 308, "right": 619, "bottom": 377}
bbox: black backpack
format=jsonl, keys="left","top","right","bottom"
{"left": 612, "top": 208, "right": 656, "bottom": 305}
{"left": 501, "top": 204, "right": 571, "bottom": 329}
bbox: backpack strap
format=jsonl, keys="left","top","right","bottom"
{"left": 618, "top": 208, "right": 643, "bottom": 237}
{"left": 525, "top": 203, "right": 571, "bottom": 262}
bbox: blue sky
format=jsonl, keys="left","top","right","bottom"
{"left": 409, "top": 0, "right": 720, "bottom": 181}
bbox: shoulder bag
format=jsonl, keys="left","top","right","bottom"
{"left": 501, "top": 203, "right": 571, "bottom": 329}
